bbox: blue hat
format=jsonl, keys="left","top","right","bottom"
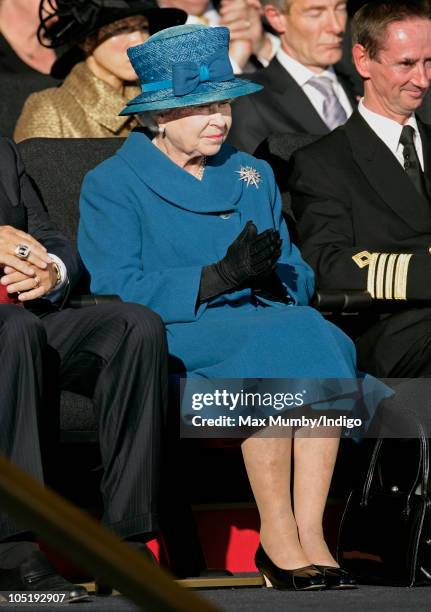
{"left": 119, "top": 24, "right": 263, "bottom": 114}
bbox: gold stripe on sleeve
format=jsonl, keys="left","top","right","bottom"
{"left": 384, "top": 254, "right": 398, "bottom": 300}
{"left": 366, "top": 252, "right": 379, "bottom": 298}
{"left": 394, "top": 254, "right": 412, "bottom": 300}
{"left": 375, "top": 253, "right": 389, "bottom": 299}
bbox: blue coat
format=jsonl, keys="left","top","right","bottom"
{"left": 78, "top": 130, "right": 390, "bottom": 421}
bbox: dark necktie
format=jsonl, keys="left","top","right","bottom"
{"left": 399, "top": 125, "right": 428, "bottom": 200}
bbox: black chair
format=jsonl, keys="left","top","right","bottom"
{"left": 254, "top": 131, "right": 320, "bottom": 204}
{"left": 18, "top": 137, "right": 123, "bottom": 243}
{"left": 0, "top": 73, "right": 59, "bottom": 138}
{"left": 18, "top": 138, "right": 211, "bottom": 579}
{"left": 19, "top": 138, "right": 124, "bottom": 443}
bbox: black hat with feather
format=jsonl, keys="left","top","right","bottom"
{"left": 38, "top": 0, "right": 187, "bottom": 79}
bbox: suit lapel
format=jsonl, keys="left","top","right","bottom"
{"left": 0, "top": 143, "right": 19, "bottom": 209}
{"left": 344, "top": 110, "right": 431, "bottom": 233}
{"left": 0, "top": 139, "right": 25, "bottom": 227}
{"left": 418, "top": 119, "right": 431, "bottom": 198}
{"left": 263, "top": 59, "right": 329, "bottom": 135}
{"left": 0, "top": 181, "right": 25, "bottom": 227}
{"left": 0, "top": 179, "right": 14, "bottom": 222}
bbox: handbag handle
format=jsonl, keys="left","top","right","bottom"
{"left": 360, "top": 407, "right": 429, "bottom": 516}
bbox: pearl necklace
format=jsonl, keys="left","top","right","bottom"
{"left": 193, "top": 156, "right": 207, "bottom": 181}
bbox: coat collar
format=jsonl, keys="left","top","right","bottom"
{"left": 343, "top": 110, "right": 431, "bottom": 233}
{"left": 64, "top": 62, "right": 139, "bottom": 134}
{"left": 418, "top": 120, "right": 431, "bottom": 198}
{"left": 117, "top": 129, "right": 247, "bottom": 213}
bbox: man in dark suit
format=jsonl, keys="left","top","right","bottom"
{"left": 0, "top": 138, "right": 168, "bottom": 599}
{"left": 228, "top": 0, "right": 359, "bottom": 153}
{"left": 288, "top": 0, "right": 431, "bottom": 378}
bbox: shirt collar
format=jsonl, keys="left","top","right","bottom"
{"left": 358, "top": 98, "right": 419, "bottom": 154}
{"left": 276, "top": 47, "right": 337, "bottom": 87}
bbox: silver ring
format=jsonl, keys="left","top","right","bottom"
{"left": 15, "top": 244, "right": 31, "bottom": 260}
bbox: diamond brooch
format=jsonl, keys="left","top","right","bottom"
{"left": 236, "top": 166, "right": 261, "bottom": 188}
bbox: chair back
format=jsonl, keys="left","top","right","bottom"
{"left": 0, "top": 73, "right": 59, "bottom": 138}
{"left": 255, "top": 131, "right": 320, "bottom": 161}
{"left": 254, "top": 132, "right": 320, "bottom": 194}
{"left": 253, "top": 132, "right": 321, "bottom": 234}
{"left": 18, "top": 138, "right": 124, "bottom": 243}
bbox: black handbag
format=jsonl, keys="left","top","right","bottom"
{"left": 337, "top": 413, "right": 431, "bottom": 586}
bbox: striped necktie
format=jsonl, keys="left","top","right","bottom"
{"left": 307, "top": 75, "right": 348, "bottom": 130}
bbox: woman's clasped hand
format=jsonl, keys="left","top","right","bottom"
{"left": 200, "top": 221, "right": 282, "bottom": 301}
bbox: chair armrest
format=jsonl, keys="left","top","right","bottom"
{"left": 311, "top": 290, "right": 373, "bottom": 312}
{"left": 68, "top": 294, "right": 122, "bottom": 308}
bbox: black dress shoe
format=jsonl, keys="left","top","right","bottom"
{"left": 96, "top": 541, "right": 156, "bottom": 596}
{"left": 0, "top": 551, "right": 90, "bottom": 603}
{"left": 314, "top": 565, "right": 358, "bottom": 589}
{"left": 255, "top": 544, "right": 326, "bottom": 591}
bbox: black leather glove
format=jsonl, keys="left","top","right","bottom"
{"left": 199, "top": 221, "right": 282, "bottom": 302}
{"left": 251, "top": 273, "right": 292, "bottom": 304}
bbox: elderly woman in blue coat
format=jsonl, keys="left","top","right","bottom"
{"left": 78, "top": 24, "right": 386, "bottom": 591}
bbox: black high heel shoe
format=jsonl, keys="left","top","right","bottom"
{"left": 313, "top": 565, "right": 357, "bottom": 589}
{"left": 255, "top": 544, "right": 326, "bottom": 591}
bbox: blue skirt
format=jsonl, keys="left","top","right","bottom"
{"left": 167, "top": 300, "right": 392, "bottom": 429}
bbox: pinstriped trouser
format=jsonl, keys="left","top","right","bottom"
{"left": 0, "top": 302, "right": 168, "bottom": 542}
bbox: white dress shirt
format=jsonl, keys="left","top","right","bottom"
{"left": 276, "top": 47, "right": 353, "bottom": 121}
{"left": 358, "top": 99, "right": 424, "bottom": 170}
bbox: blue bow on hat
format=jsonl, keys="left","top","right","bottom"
{"left": 172, "top": 49, "right": 234, "bottom": 96}
{"left": 120, "top": 25, "right": 262, "bottom": 114}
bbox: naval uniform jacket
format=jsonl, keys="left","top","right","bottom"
{"left": 288, "top": 110, "right": 431, "bottom": 376}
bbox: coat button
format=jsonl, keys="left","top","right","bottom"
{"left": 220, "top": 213, "right": 232, "bottom": 219}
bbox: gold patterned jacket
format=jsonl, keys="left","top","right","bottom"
{"left": 14, "top": 62, "right": 140, "bottom": 141}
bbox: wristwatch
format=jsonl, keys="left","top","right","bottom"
{"left": 52, "top": 262, "right": 62, "bottom": 288}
